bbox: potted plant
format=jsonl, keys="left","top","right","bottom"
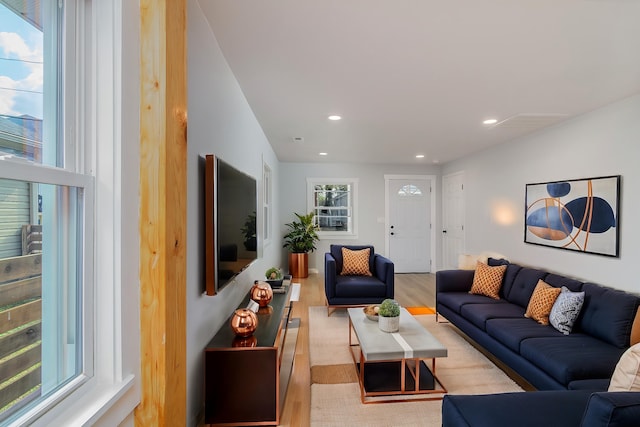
{"left": 282, "top": 212, "right": 320, "bottom": 278}
{"left": 241, "top": 211, "right": 257, "bottom": 251}
{"left": 264, "top": 267, "right": 284, "bottom": 288}
{"left": 378, "top": 299, "right": 400, "bottom": 332}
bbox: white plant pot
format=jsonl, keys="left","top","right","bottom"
{"left": 378, "top": 316, "right": 399, "bottom": 333}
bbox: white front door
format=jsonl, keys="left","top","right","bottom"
{"left": 442, "top": 172, "right": 465, "bottom": 269}
{"left": 386, "top": 176, "right": 433, "bottom": 273}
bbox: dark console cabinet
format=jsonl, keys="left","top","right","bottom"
{"left": 204, "top": 286, "right": 293, "bottom": 426}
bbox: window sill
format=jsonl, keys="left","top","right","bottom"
{"left": 17, "top": 374, "right": 137, "bottom": 427}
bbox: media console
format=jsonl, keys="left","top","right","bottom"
{"left": 204, "top": 284, "right": 296, "bottom": 426}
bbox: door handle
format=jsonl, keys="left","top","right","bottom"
{"left": 442, "top": 230, "right": 447, "bottom": 233}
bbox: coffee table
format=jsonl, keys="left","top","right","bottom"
{"left": 347, "top": 307, "right": 448, "bottom": 403}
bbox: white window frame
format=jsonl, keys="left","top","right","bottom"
{"left": 307, "top": 178, "right": 359, "bottom": 239}
{"left": 1, "top": 0, "right": 137, "bottom": 425}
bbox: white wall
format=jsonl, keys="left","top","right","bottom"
{"left": 443, "top": 94, "right": 640, "bottom": 292}
{"left": 279, "top": 162, "right": 441, "bottom": 272}
{"left": 186, "top": 1, "right": 282, "bottom": 424}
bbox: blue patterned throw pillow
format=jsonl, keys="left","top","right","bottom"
{"left": 549, "top": 286, "right": 585, "bottom": 335}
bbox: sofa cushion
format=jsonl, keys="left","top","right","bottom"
{"left": 520, "top": 336, "right": 626, "bottom": 386}
{"left": 340, "top": 247, "right": 372, "bottom": 276}
{"left": 505, "top": 267, "right": 548, "bottom": 308}
{"left": 544, "top": 273, "right": 584, "bottom": 292}
{"left": 568, "top": 378, "right": 611, "bottom": 391}
{"left": 335, "top": 275, "right": 387, "bottom": 298}
{"left": 486, "top": 318, "right": 564, "bottom": 353}
{"left": 437, "top": 292, "right": 507, "bottom": 315}
{"left": 460, "top": 303, "right": 526, "bottom": 331}
{"left": 469, "top": 261, "right": 507, "bottom": 300}
{"left": 499, "top": 263, "right": 523, "bottom": 300}
{"left": 525, "top": 279, "right": 561, "bottom": 325}
{"left": 549, "top": 286, "right": 585, "bottom": 335}
{"left": 578, "top": 283, "right": 640, "bottom": 349}
{"left": 608, "top": 343, "right": 640, "bottom": 392}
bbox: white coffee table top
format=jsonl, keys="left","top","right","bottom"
{"left": 347, "top": 307, "right": 448, "bottom": 361}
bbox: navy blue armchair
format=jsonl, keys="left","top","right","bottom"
{"left": 324, "top": 244, "right": 394, "bottom": 315}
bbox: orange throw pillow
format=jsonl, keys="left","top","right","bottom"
{"left": 340, "top": 248, "right": 372, "bottom": 276}
{"left": 525, "top": 279, "right": 562, "bottom": 325}
{"left": 469, "top": 261, "right": 506, "bottom": 300}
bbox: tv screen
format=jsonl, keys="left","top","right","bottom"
{"left": 204, "top": 155, "right": 257, "bottom": 295}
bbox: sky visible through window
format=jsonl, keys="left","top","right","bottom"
{"left": 0, "top": 4, "right": 43, "bottom": 120}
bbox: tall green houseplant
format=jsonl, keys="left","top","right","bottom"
{"left": 283, "top": 212, "right": 320, "bottom": 278}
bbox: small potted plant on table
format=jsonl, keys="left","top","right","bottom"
{"left": 264, "top": 267, "right": 283, "bottom": 288}
{"left": 378, "top": 299, "right": 400, "bottom": 332}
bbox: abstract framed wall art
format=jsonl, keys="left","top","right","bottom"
{"left": 524, "top": 175, "right": 620, "bottom": 257}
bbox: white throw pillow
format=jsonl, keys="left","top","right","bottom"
{"left": 608, "top": 343, "right": 640, "bottom": 391}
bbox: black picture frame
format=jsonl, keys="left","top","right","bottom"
{"left": 524, "top": 175, "right": 620, "bottom": 257}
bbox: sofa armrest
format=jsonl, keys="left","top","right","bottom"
{"left": 324, "top": 253, "right": 337, "bottom": 299}
{"left": 443, "top": 391, "right": 592, "bottom": 427}
{"left": 581, "top": 392, "right": 640, "bottom": 427}
{"left": 436, "top": 269, "right": 475, "bottom": 294}
{"left": 373, "top": 254, "right": 395, "bottom": 298}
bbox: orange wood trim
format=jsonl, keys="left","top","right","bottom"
{"left": 136, "top": 0, "right": 187, "bottom": 425}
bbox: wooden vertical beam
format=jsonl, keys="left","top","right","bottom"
{"left": 137, "top": 0, "right": 187, "bottom": 425}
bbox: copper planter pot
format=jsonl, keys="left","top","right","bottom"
{"left": 288, "top": 252, "right": 309, "bottom": 278}
{"left": 230, "top": 308, "right": 258, "bottom": 337}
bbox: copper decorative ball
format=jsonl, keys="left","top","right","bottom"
{"left": 230, "top": 308, "right": 258, "bottom": 337}
{"left": 250, "top": 281, "right": 273, "bottom": 307}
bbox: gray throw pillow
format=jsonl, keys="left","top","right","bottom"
{"left": 549, "top": 286, "right": 585, "bottom": 335}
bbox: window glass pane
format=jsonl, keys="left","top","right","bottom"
{"left": 313, "top": 184, "right": 352, "bottom": 232}
{"left": 0, "top": 1, "right": 81, "bottom": 422}
{"left": 0, "top": 178, "right": 83, "bottom": 423}
{"left": 0, "top": 1, "right": 59, "bottom": 166}
{"left": 398, "top": 184, "right": 423, "bottom": 196}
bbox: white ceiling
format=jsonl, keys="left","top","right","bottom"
{"left": 199, "top": 0, "right": 640, "bottom": 165}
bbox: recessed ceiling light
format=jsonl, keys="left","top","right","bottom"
{"left": 483, "top": 119, "right": 498, "bottom": 125}
{"left": 415, "top": 154, "right": 425, "bottom": 158}
{"left": 319, "top": 152, "right": 328, "bottom": 156}
{"left": 432, "top": 159, "right": 440, "bottom": 164}
{"left": 328, "top": 115, "right": 342, "bottom": 121}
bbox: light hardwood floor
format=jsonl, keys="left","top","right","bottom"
{"left": 278, "top": 272, "right": 436, "bottom": 427}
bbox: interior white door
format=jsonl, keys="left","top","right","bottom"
{"left": 442, "top": 172, "right": 465, "bottom": 269}
{"left": 387, "top": 178, "right": 431, "bottom": 273}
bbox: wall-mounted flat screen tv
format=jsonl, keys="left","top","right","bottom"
{"left": 204, "top": 154, "right": 257, "bottom": 295}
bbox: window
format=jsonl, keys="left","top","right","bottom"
{"left": 397, "top": 184, "right": 423, "bottom": 196}
{"left": 307, "top": 178, "right": 358, "bottom": 237}
{"left": 262, "top": 162, "right": 271, "bottom": 244}
{"left": 0, "top": 1, "right": 132, "bottom": 425}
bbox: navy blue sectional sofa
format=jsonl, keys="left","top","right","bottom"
{"left": 436, "top": 259, "right": 640, "bottom": 426}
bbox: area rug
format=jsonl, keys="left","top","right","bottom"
{"left": 308, "top": 306, "right": 523, "bottom": 426}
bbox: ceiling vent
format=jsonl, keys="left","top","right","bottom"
{"left": 292, "top": 136, "right": 305, "bottom": 143}
{"left": 492, "top": 113, "right": 569, "bottom": 130}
